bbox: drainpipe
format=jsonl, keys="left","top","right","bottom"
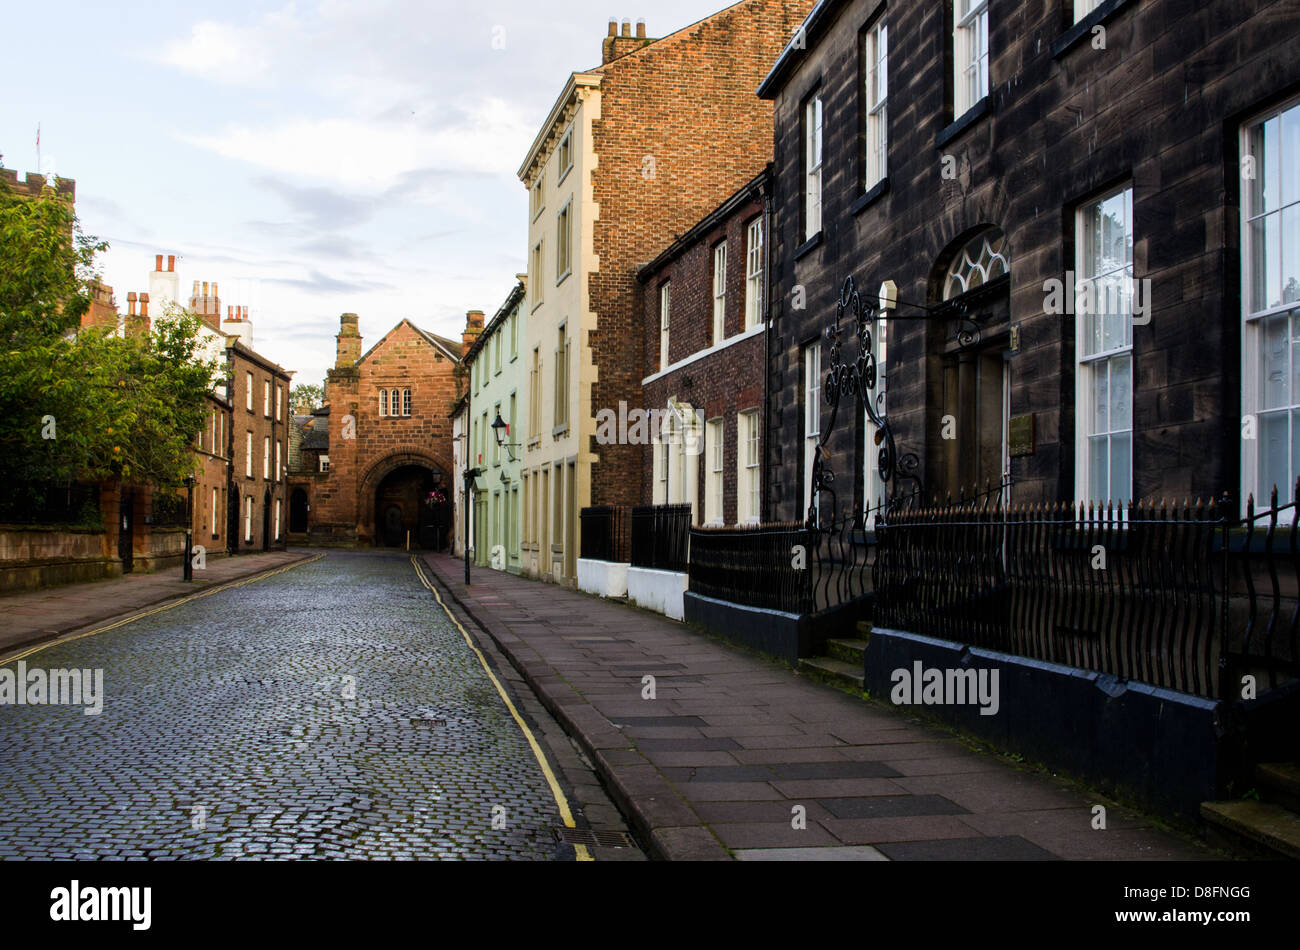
{"left": 760, "top": 163, "right": 773, "bottom": 524}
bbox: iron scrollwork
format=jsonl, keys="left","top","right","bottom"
{"left": 805, "top": 276, "right": 921, "bottom": 530}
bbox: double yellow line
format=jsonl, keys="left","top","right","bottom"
{"left": 3, "top": 554, "right": 326, "bottom": 665}
{"left": 410, "top": 556, "right": 593, "bottom": 862}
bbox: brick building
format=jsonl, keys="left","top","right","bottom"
{"left": 295, "top": 313, "right": 470, "bottom": 548}
{"left": 637, "top": 167, "right": 771, "bottom": 526}
{"left": 226, "top": 342, "right": 292, "bottom": 552}
{"left": 758, "top": 0, "right": 1300, "bottom": 523}
{"left": 516, "top": 0, "right": 814, "bottom": 584}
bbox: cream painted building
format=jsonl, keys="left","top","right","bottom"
{"left": 517, "top": 73, "right": 600, "bottom": 585}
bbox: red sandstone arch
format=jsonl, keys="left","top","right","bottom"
{"left": 356, "top": 447, "right": 454, "bottom": 544}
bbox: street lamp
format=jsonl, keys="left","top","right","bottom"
{"left": 183, "top": 474, "right": 196, "bottom": 582}
{"left": 463, "top": 465, "right": 483, "bottom": 585}
{"left": 491, "top": 409, "right": 520, "bottom": 463}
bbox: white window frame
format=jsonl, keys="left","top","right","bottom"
{"left": 531, "top": 240, "right": 544, "bottom": 308}
{"left": 1073, "top": 0, "right": 1102, "bottom": 22}
{"left": 263, "top": 379, "right": 270, "bottom": 417}
{"left": 745, "top": 218, "right": 764, "bottom": 330}
{"left": 557, "top": 129, "right": 573, "bottom": 183}
{"left": 245, "top": 431, "right": 253, "bottom": 478}
{"left": 705, "top": 417, "right": 724, "bottom": 526}
{"left": 275, "top": 440, "right": 282, "bottom": 482}
{"left": 263, "top": 435, "right": 270, "bottom": 480}
{"left": 320, "top": 455, "right": 330, "bottom": 473}
{"left": 954, "top": 0, "right": 989, "bottom": 118}
{"left": 805, "top": 96, "right": 823, "bottom": 240}
{"left": 1241, "top": 96, "right": 1300, "bottom": 507}
{"left": 245, "top": 372, "right": 253, "bottom": 411}
{"left": 1074, "top": 184, "right": 1135, "bottom": 507}
{"left": 275, "top": 385, "right": 282, "bottom": 421}
{"left": 244, "top": 497, "right": 253, "bottom": 542}
{"left": 804, "top": 343, "right": 822, "bottom": 523}
{"left": 402, "top": 388, "right": 411, "bottom": 417}
{"left": 737, "top": 409, "right": 761, "bottom": 525}
{"left": 712, "top": 242, "right": 728, "bottom": 344}
{"left": 865, "top": 19, "right": 888, "bottom": 190}
{"left": 274, "top": 499, "right": 281, "bottom": 541}
{"left": 380, "top": 388, "right": 389, "bottom": 417}
{"left": 556, "top": 201, "right": 572, "bottom": 283}
{"left": 659, "top": 282, "right": 671, "bottom": 369}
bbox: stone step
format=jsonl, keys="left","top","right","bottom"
{"left": 1200, "top": 799, "right": 1300, "bottom": 860}
{"left": 855, "top": 620, "right": 873, "bottom": 638}
{"left": 798, "top": 656, "right": 865, "bottom": 692}
{"left": 1257, "top": 762, "right": 1300, "bottom": 813}
{"left": 826, "top": 638, "right": 868, "bottom": 664}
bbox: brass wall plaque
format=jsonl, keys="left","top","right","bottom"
{"left": 1009, "top": 413, "right": 1035, "bottom": 457}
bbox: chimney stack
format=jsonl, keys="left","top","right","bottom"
{"left": 127, "top": 291, "right": 137, "bottom": 317}
{"left": 155, "top": 254, "right": 163, "bottom": 272}
{"left": 621, "top": 18, "right": 631, "bottom": 36}
{"left": 336, "top": 313, "right": 362, "bottom": 368}
{"left": 608, "top": 18, "right": 617, "bottom": 36}
{"left": 167, "top": 255, "right": 175, "bottom": 272}
{"left": 636, "top": 18, "right": 646, "bottom": 38}
{"left": 140, "top": 293, "right": 149, "bottom": 318}
{"left": 461, "top": 309, "right": 485, "bottom": 356}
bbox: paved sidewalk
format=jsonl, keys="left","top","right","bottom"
{"left": 422, "top": 554, "right": 1221, "bottom": 861}
{"left": 0, "top": 549, "right": 314, "bottom": 657}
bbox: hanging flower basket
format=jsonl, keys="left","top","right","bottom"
{"left": 425, "top": 489, "right": 447, "bottom": 508}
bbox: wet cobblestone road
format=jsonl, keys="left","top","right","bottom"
{"left": 0, "top": 552, "right": 574, "bottom": 860}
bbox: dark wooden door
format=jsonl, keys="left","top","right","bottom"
{"left": 382, "top": 505, "right": 404, "bottom": 546}
{"left": 118, "top": 490, "right": 134, "bottom": 573}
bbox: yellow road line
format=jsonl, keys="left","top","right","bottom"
{"left": 2, "top": 554, "right": 326, "bottom": 665}
{"left": 410, "top": 556, "right": 593, "bottom": 863}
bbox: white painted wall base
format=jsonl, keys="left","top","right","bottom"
{"left": 577, "top": 558, "right": 629, "bottom": 598}
{"left": 627, "top": 566, "right": 688, "bottom": 621}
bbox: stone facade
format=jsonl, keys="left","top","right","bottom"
{"left": 760, "top": 0, "right": 1300, "bottom": 522}
{"left": 300, "top": 314, "right": 467, "bottom": 548}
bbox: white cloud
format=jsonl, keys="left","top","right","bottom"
{"left": 158, "top": 8, "right": 302, "bottom": 84}
{"left": 178, "top": 99, "right": 532, "bottom": 189}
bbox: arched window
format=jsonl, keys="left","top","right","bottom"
{"left": 943, "top": 227, "right": 1009, "bottom": 300}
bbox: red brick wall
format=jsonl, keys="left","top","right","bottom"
{"left": 227, "top": 349, "right": 291, "bottom": 551}
{"left": 640, "top": 192, "right": 767, "bottom": 522}
{"left": 587, "top": 0, "right": 814, "bottom": 509}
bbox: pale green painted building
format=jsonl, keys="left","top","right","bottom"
{"left": 464, "top": 279, "right": 527, "bottom": 572}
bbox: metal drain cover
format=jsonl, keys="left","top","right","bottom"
{"left": 552, "top": 826, "right": 637, "bottom": 849}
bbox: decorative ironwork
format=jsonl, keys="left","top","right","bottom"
{"left": 805, "top": 275, "right": 919, "bottom": 530}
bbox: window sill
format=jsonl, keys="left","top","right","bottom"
{"left": 851, "top": 177, "right": 889, "bottom": 216}
{"left": 558, "top": 164, "right": 573, "bottom": 187}
{"left": 794, "top": 232, "right": 823, "bottom": 262}
{"left": 552, "top": 424, "right": 569, "bottom": 438}
{"left": 935, "top": 96, "right": 990, "bottom": 150}
{"left": 531, "top": 299, "right": 544, "bottom": 313}
{"left": 556, "top": 269, "right": 572, "bottom": 288}
{"left": 527, "top": 437, "right": 541, "bottom": 448}
{"left": 1052, "top": 0, "right": 1135, "bottom": 58}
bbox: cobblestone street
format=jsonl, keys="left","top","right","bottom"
{"left": 0, "top": 552, "right": 586, "bottom": 860}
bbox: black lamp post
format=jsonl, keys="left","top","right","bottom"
{"left": 491, "top": 409, "right": 520, "bottom": 463}
{"left": 183, "top": 474, "right": 196, "bottom": 581}
{"left": 463, "top": 466, "right": 482, "bottom": 585}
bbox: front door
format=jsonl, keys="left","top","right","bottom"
{"left": 382, "top": 504, "right": 404, "bottom": 546}
{"left": 118, "top": 490, "right": 134, "bottom": 573}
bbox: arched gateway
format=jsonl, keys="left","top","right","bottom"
{"left": 358, "top": 450, "right": 453, "bottom": 550}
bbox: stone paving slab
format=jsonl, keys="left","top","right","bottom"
{"left": 420, "top": 553, "right": 1220, "bottom": 862}
{"left": 0, "top": 548, "right": 314, "bottom": 657}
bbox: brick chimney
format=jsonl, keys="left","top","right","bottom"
{"left": 461, "top": 310, "right": 485, "bottom": 356}
{"left": 602, "top": 16, "right": 652, "bottom": 64}
{"left": 127, "top": 291, "right": 137, "bottom": 317}
{"left": 336, "top": 313, "right": 362, "bottom": 368}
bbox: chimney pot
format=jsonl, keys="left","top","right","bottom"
{"left": 212, "top": 281, "right": 219, "bottom": 298}
{"left": 167, "top": 254, "right": 175, "bottom": 272}
{"left": 621, "top": 18, "right": 631, "bottom": 36}
{"left": 227, "top": 305, "right": 233, "bottom": 320}
{"left": 202, "top": 281, "right": 209, "bottom": 297}
{"left": 155, "top": 254, "right": 163, "bottom": 272}
{"left": 140, "top": 293, "right": 149, "bottom": 317}
{"left": 636, "top": 18, "right": 645, "bottom": 38}
{"left": 192, "top": 280, "right": 199, "bottom": 296}
{"left": 608, "top": 18, "right": 617, "bottom": 36}
{"left": 127, "top": 291, "right": 137, "bottom": 317}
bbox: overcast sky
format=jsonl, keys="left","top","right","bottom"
{"left": 2, "top": 0, "right": 746, "bottom": 389}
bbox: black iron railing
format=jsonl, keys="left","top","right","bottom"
{"left": 688, "top": 522, "right": 815, "bottom": 613}
{"left": 630, "top": 504, "right": 691, "bottom": 572}
{"left": 873, "top": 484, "right": 1300, "bottom": 702}
{"left": 579, "top": 505, "right": 630, "bottom": 563}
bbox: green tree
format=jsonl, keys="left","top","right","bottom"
{"left": 291, "top": 382, "right": 324, "bottom": 413}
{"left": 0, "top": 173, "right": 216, "bottom": 509}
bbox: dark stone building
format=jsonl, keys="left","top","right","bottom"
{"left": 758, "top": 0, "right": 1300, "bottom": 522}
